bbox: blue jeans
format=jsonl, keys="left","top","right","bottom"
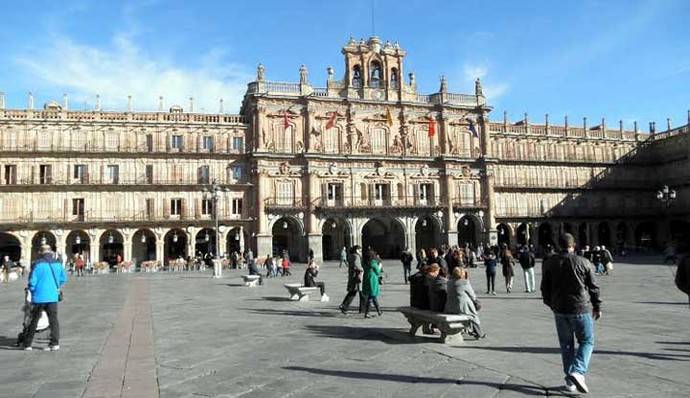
{"left": 554, "top": 312, "right": 594, "bottom": 376}
{"left": 595, "top": 262, "right": 605, "bottom": 273}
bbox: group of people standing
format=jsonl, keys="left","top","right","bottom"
{"left": 338, "top": 246, "right": 384, "bottom": 318}
{"left": 482, "top": 243, "right": 537, "bottom": 295}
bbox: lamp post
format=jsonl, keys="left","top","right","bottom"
{"left": 656, "top": 185, "right": 677, "bottom": 208}
{"left": 202, "top": 179, "right": 228, "bottom": 278}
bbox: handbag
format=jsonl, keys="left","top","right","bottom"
{"left": 48, "top": 263, "right": 64, "bottom": 302}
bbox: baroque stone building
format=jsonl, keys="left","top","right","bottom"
{"left": 0, "top": 36, "right": 687, "bottom": 266}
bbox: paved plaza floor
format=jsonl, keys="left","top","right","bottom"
{"left": 0, "top": 257, "right": 688, "bottom": 397}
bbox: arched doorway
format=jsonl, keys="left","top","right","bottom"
{"left": 538, "top": 223, "right": 554, "bottom": 250}
{"left": 578, "top": 223, "right": 588, "bottom": 248}
{"left": 226, "top": 227, "right": 248, "bottom": 257}
{"left": 598, "top": 222, "right": 611, "bottom": 247}
{"left": 496, "top": 223, "right": 511, "bottom": 248}
{"left": 164, "top": 229, "right": 187, "bottom": 264}
{"left": 132, "top": 229, "right": 156, "bottom": 265}
{"left": 415, "top": 216, "right": 441, "bottom": 255}
{"left": 272, "top": 217, "right": 304, "bottom": 260}
{"left": 516, "top": 223, "right": 529, "bottom": 246}
{"left": 457, "top": 215, "right": 479, "bottom": 248}
{"left": 322, "top": 218, "right": 351, "bottom": 261}
{"left": 635, "top": 222, "right": 656, "bottom": 249}
{"left": 0, "top": 232, "right": 21, "bottom": 262}
{"left": 32, "top": 231, "right": 57, "bottom": 263}
{"left": 65, "top": 230, "right": 90, "bottom": 262}
{"left": 563, "top": 223, "right": 576, "bottom": 236}
{"left": 194, "top": 228, "right": 217, "bottom": 258}
{"left": 99, "top": 230, "right": 124, "bottom": 265}
{"left": 616, "top": 222, "right": 628, "bottom": 251}
{"left": 361, "top": 217, "right": 405, "bottom": 259}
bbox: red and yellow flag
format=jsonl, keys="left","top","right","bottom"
{"left": 428, "top": 116, "right": 436, "bottom": 137}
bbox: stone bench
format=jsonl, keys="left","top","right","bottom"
{"left": 242, "top": 275, "right": 261, "bottom": 287}
{"left": 284, "top": 283, "right": 329, "bottom": 302}
{"left": 398, "top": 306, "right": 473, "bottom": 345}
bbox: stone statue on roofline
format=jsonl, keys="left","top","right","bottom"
{"left": 257, "top": 64, "right": 265, "bottom": 81}
{"left": 475, "top": 78, "right": 483, "bottom": 97}
{"left": 299, "top": 64, "right": 309, "bottom": 84}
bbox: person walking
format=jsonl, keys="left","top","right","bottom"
{"left": 281, "top": 251, "right": 291, "bottom": 276}
{"left": 22, "top": 245, "right": 67, "bottom": 351}
{"left": 541, "top": 233, "right": 602, "bottom": 394}
{"left": 400, "top": 248, "right": 413, "bottom": 284}
{"left": 501, "top": 248, "right": 515, "bottom": 293}
{"left": 674, "top": 240, "right": 690, "bottom": 309}
{"left": 445, "top": 267, "right": 485, "bottom": 339}
{"left": 484, "top": 250, "right": 498, "bottom": 295}
{"left": 75, "top": 254, "right": 85, "bottom": 277}
{"left": 362, "top": 249, "right": 383, "bottom": 318}
{"left": 518, "top": 246, "right": 536, "bottom": 292}
{"left": 339, "top": 246, "right": 365, "bottom": 314}
{"left": 339, "top": 246, "right": 347, "bottom": 269}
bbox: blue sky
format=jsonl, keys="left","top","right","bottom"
{"left": 1, "top": 0, "right": 688, "bottom": 129}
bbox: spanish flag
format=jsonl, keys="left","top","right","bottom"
{"left": 428, "top": 116, "right": 436, "bottom": 137}
{"left": 325, "top": 111, "right": 337, "bottom": 129}
{"left": 386, "top": 109, "right": 394, "bottom": 126}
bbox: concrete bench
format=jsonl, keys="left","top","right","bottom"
{"left": 284, "top": 283, "right": 329, "bottom": 302}
{"left": 241, "top": 275, "right": 261, "bottom": 287}
{"left": 398, "top": 306, "right": 473, "bottom": 345}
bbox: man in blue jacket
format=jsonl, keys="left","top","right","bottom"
{"left": 23, "top": 244, "right": 67, "bottom": 351}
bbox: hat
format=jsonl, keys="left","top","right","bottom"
{"left": 39, "top": 244, "right": 53, "bottom": 255}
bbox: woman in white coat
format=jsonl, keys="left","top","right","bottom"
{"left": 444, "top": 267, "right": 486, "bottom": 339}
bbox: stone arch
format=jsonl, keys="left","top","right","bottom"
{"left": 496, "top": 223, "right": 512, "bottom": 248}
{"left": 194, "top": 228, "right": 217, "bottom": 259}
{"left": 31, "top": 231, "right": 57, "bottom": 263}
{"left": 415, "top": 215, "right": 442, "bottom": 255}
{"left": 272, "top": 216, "right": 305, "bottom": 261}
{"left": 321, "top": 216, "right": 352, "bottom": 260}
{"left": 597, "top": 222, "right": 612, "bottom": 248}
{"left": 132, "top": 229, "right": 157, "bottom": 265}
{"left": 516, "top": 223, "right": 530, "bottom": 246}
{"left": 458, "top": 214, "right": 481, "bottom": 248}
{"left": 538, "top": 222, "right": 555, "bottom": 250}
{"left": 226, "top": 227, "right": 249, "bottom": 257}
{"left": 361, "top": 216, "right": 406, "bottom": 259}
{"left": 99, "top": 229, "right": 124, "bottom": 265}
{"left": 578, "top": 223, "right": 589, "bottom": 248}
{"left": 164, "top": 228, "right": 188, "bottom": 264}
{"left": 634, "top": 221, "right": 656, "bottom": 250}
{"left": 0, "top": 232, "right": 22, "bottom": 262}
{"left": 65, "top": 230, "right": 90, "bottom": 261}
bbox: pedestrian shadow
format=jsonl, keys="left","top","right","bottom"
{"left": 240, "top": 308, "right": 342, "bottom": 318}
{"left": 635, "top": 301, "right": 689, "bottom": 305}
{"left": 225, "top": 283, "right": 245, "bottom": 287}
{"left": 303, "top": 324, "right": 439, "bottom": 345}
{"left": 0, "top": 335, "right": 19, "bottom": 350}
{"left": 282, "top": 366, "right": 562, "bottom": 396}
{"left": 656, "top": 341, "right": 690, "bottom": 345}
{"left": 460, "top": 345, "right": 690, "bottom": 362}
{"left": 477, "top": 295, "right": 542, "bottom": 300}
{"left": 253, "top": 296, "right": 293, "bottom": 302}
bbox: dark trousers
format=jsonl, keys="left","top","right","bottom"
{"left": 24, "top": 302, "right": 59, "bottom": 347}
{"left": 486, "top": 271, "right": 496, "bottom": 292}
{"left": 314, "top": 281, "right": 326, "bottom": 296}
{"left": 403, "top": 265, "right": 411, "bottom": 284}
{"left": 364, "top": 295, "right": 381, "bottom": 315}
{"left": 340, "top": 289, "right": 365, "bottom": 312}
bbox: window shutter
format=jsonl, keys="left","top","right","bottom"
{"left": 195, "top": 199, "right": 200, "bottom": 219}
{"left": 64, "top": 198, "right": 69, "bottom": 220}
{"left": 164, "top": 199, "right": 170, "bottom": 218}
{"left": 181, "top": 198, "right": 186, "bottom": 219}
{"left": 84, "top": 166, "right": 90, "bottom": 184}
{"left": 30, "top": 165, "right": 35, "bottom": 184}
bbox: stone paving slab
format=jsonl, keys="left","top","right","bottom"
{"left": 0, "top": 258, "right": 688, "bottom": 397}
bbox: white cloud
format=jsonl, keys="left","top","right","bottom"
{"left": 15, "top": 34, "right": 253, "bottom": 113}
{"left": 461, "top": 63, "right": 509, "bottom": 102}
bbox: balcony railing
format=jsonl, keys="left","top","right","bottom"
{"left": 0, "top": 109, "right": 248, "bottom": 124}
{"left": 0, "top": 143, "right": 247, "bottom": 155}
{"left": 313, "top": 195, "right": 446, "bottom": 209}
{"left": 0, "top": 210, "right": 246, "bottom": 225}
{"left": 0, "top": 177, "right": 249, "bottom": 187}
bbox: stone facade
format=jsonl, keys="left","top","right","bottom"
{"left": 0, "top": 37, "right": 688, "bottom": 266}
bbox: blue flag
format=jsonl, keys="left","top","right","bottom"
{"left": 468, "top": 119, "right": 479, "bottom": 138}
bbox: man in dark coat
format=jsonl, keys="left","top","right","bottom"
{"left": 519, "top": 246, "right": 536, "bottom": 293}
{"left": 427, "top": 264, "right": 447, "bottom": 312}
{"left": 339, "top": 246, "right": 365, "bottom": 314}
{"left": 541, "top": 233, "right": 602, "bottom": 394}
{"left": 675, "top": 239, "right": 690, "bottom": 309}
{"left": 409, "top": 265, "right": 430, "bottom": 309}
{"left": 400, "top": 248, "right": 414, "bottom": 284}
{"left": 428, "top": 248, "right": 448, "bottom": 274}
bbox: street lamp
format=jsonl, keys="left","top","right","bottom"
{"left": 201, "top": 179, "right": 224, "bottom": 261}
{"left": 656, "top": 185, "right": 677, "bottom": 208}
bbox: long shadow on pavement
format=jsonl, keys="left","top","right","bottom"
{"left": 240, "top": 308, "right": 342, "bottom": 318}
{"left": 461, "top": 345, "right": 690, "bottom": 361}
{"left": 303, "top": 324, "right": 451, "bottom": 345}
{"left": 635, "top": 301, "right": 689, "bottom": 305}
{"left": 282, "top": 366, "right": 567, "bottom": 396}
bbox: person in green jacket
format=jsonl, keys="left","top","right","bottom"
{"left": 362, "top": 249, "right": 383, "bottom": 318}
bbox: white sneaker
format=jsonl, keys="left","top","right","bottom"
{"left": 23, "top": 346, "right": 32, "bottom": 351}
{"left": 44, "top": 345, "right": 60, "bottom": 351}
{"left": 564, "top": 378, "right": 577, "bottom": 393}
{"left": 568, "top": 372, "right": 589, "bottom": 393}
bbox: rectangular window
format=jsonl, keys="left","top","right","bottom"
{"left": 232, "top": 137, "right": 244, "bottom": 152}
{"left": 170, "top": 198, "right": 182, "bottom": 216}
{"left": 459, "top": 183, "right": 475, "bottom": 207}
{"left": 202, "top": 136, "right": 214, "bottom": 151}
{"left": 419, "top": 183, "right": 433, "bottom": 201}
{"left": 146, "top": 198, "right": 155, "bottom": 219}
{"left": 201, "top": 199, "right": 213, "bottom": 215}
{"left": 72, "top": 198, "right": 84, "bottom": 217}
{"left": 145, "top": 165, "right": 154, "bottom": 184}
{"left": 3, "top": 165, "right": 17, "bottom": 185}
{"left": 146, "top": 134, "right": 154, "bottom": 152}
{"left": 171, "top": 135, "right": 184, "bottom": 151}
{"left": 232, "top": 165, "right": 242, "bottom": 181}
{"left": 374, "top": 183, "right": 389, "bottom": 205}
{"left": 232, "top": 198, "right": 243, "bottom": 215}
{"left": 197, "top": 166, "right": 210, "bottom": 184}
{"left": 74, "top": 165, "right": 88, "bottom": 184}
{"left": 276, "top": 181, "right": 293, "bottom": 205}
{"left": 327, "top": 183, "right": 343, "bottom": 205}
{"left": 107, "top": 165, "right": 119, "bottom": 184}
{"left": 39, "top": 165, "right": 52, "bottom": 185}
